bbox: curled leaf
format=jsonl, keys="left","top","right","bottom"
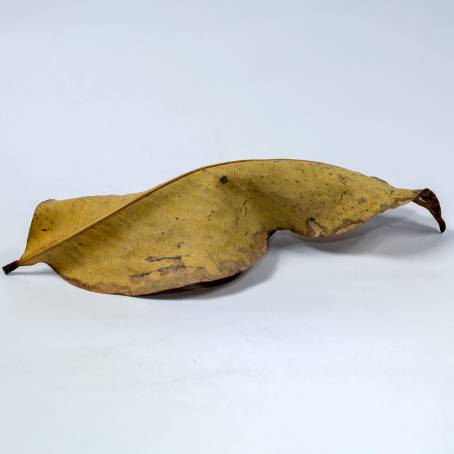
{"left": 3, "top": 159, "right": 445, "bottom": 295}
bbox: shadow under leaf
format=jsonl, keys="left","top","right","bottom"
{"left": 146, "top": 206, "right": 450, "bottom": 300}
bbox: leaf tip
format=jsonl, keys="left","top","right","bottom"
{"left": 2, "top": 261, "right": 19, "bottom": 275}
{"left": 412, "top": 188, "right": 446, "bottom": 234}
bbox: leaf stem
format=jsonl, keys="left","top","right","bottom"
{"left": 2, "top": 261, "right": 19, "bottom": 274}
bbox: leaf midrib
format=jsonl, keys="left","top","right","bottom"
{"left": 20, "top": 158, "right": 307, "bottom": 264}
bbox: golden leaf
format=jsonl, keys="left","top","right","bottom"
{"left": 3, "top": 160, "right": 445, "bottom": 295}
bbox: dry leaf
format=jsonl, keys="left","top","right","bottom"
{"left": 3, "top": 159, "right": 445, "bottom": 295}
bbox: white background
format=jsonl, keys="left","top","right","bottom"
{"left": 1, "top": 1, "right": 453, "bottom": 453}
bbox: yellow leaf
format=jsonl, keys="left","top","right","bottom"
{"left": 3, "top": 159, "right": 445, "bottom": 295}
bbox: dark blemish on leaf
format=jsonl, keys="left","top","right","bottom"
{"left": 337, "top": 174, "right": 349, "bottom": 184}
{"left": 145, "top": 255, "right": 182, "bottom": 262}
{"left": 158, "top": 264, "right": 186, "bottom": 274}
{"left": 130, "top": 262, "right": 203, "bottom": 282}
{"left": 41, "top": 228, "right": 48, "bottom": 232}
{"left": 220, "top": 175, "right": 229, "bottom": 184}
{"left": 129, "top": 271, "right": 152, "bottom": 281}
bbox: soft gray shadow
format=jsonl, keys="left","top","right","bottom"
{"left": 148, "top": 207, "right": 450, "bottom": 300}
{"left": 299, "top": 207, "right": 448, "bottom": 257}
{"left": 4, "top": 207, "right": 448, "bottom": 299}
{"left": 4, "top": 266, "right": 54, "bottom": 276}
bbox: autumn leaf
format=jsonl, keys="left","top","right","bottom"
{"left": 2, "top": 160, "right": 445, "bottom": 295}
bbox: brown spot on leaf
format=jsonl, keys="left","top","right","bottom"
{"left": 129, "top": 271, "right": 152, "bottom": 281}
{"left": 158, "top": 264, "right": 186, "bottom": 274}
{"left": 337, "top": 174, "right": 349, "bottom": 184}
{"left": 145, "top": 255, "right": 182, "bottom": 262}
